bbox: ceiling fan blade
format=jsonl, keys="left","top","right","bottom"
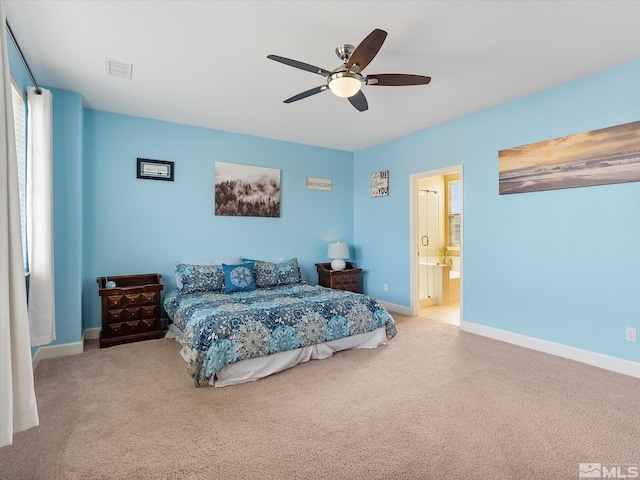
{"left": 283, "top": 85, "right": 328, "bottom": 103}
{"left": 366, "top": 74, "right": 432, "bottom": 86}
{"left": 348, "top": 90, "right": 368, "bottom": 112}
{"left": 346, "top": 29, "right": 387, "bottom": 73}
{"left": 267, "top": 55, "right": 331, "bottom": 77}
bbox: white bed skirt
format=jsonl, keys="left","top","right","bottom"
{"left": 166, "top": 325, "right": 387, "bottom": 387}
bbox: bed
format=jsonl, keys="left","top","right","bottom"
{"left": 163, "top": 258, "right": 397, "bottom": 387}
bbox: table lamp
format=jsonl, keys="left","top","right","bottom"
{"left": 327, "top": 242, "right": 349, "bottom": 271}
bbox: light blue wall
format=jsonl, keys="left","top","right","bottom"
{"left": 354, "top": 59, "right": 640, "bottom": 363}
{"left": 51, "top": 88, "right": 84, "bottom": 345}
{"left": 82, "top": 110, "right": 353, "bottom": 329}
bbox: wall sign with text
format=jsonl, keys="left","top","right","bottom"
{"left": 137, "top": 158, "right": 174, "bottom": 181}
{"left": 306, "top": 177, "right": 332, "bottom": 191}
{"left": 371, "top": 170, "right": 389, "bottom": 197}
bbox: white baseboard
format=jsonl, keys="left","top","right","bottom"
{"left": 462, "top": 321, "right": 640, "bottom": 379}
{"left": 378, "top": 300, "right": 413, "bottom": 316}
{"left": 32, "top": 339, "right": 84, "bottom": 372}
{"left": 84, "top": 327, "right": 101, "bottom": 340}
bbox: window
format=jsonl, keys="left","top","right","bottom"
{"left": 448, "top": 180, "right": 460, "bottom": 247}
{"left": 11, "top": 79, "right": 28, "bottom": 270}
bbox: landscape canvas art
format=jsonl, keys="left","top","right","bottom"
{"left": 498, "top": 120, "right": 640, "bottom": 195}
{"left": 215, "top": 161, "right": 281, "bottom": 217}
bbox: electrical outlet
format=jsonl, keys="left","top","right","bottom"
{"left": 626, "top": 327, "right": 636, "bottom": 342}
{"left": 383, "top": 283, "right": 388, "bottom": 291}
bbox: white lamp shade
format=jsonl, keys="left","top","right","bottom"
{"left": 327, "top": 242, "right": 349, "bottom": 259}
{"left": 328, "top": 242, "right": 349, "bottom": 269}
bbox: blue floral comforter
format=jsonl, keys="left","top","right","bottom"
{"left": 163, "top": 283, "right": 397, "bottom": 385}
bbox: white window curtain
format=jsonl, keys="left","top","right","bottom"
{"left": 0, "top": 0, "right": 39, "bottom": 446}
{"left": 26, "top": 86, "right": 55, "bottom": 346}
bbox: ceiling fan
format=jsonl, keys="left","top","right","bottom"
{"left": 267, "top": 28, "right": 431, "bottom": 112}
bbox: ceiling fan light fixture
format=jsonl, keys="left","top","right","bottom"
{"left": 328, "top": 71, "right": 364, "bottom": 98}
{"left": 267, "top": 28, "right": 431, "bottom": 111}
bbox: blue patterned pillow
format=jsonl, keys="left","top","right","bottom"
{"left": 253, "top": 258, "right": 301, "bottom": 288}
{"left": 222, "top": 262, "right": 256, "bottom": 293}
{"left": 175, "top": 263, "right": 225, "bottom": 293}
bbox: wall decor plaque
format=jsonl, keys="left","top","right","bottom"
{"left": 371, "top": 170, "right": 389, "bottom": 197}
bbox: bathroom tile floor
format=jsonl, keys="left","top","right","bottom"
{"left": 419, "top": 301, "right": 460, "bottom": 326}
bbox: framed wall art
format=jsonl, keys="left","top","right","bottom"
{"left": 371, "top": 170, "right": 389, "bottom": 197}
{"left": 215, "top": 161, "right": 281, "bottom": 217}
{"left": 137, "top": 158, "right": 174, "bottom": 181}
{"left": 306, "top": 177, "right": 332, "bottom": 191}
{"left": 499, "top": 120, "right": 640, "bottom": 195}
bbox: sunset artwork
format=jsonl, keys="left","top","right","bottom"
{"left": 498, "top": 120, "right": 640, "bottom": 195}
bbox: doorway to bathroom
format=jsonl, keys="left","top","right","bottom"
{"left": 410, "top": 165, "right": 463, "bottom": 326}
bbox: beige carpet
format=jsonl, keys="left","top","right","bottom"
{"left": 2, "top": 314, "right": 639, "bottom": 479}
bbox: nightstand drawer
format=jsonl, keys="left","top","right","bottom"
{"left": 106, "top": 308, "right": 124, "bottom": 323}
{"left": 331, "top": 275, "right": 360, "bottom": 292}
{"left": 124, "top": 293, "right": 142, "bottom": 306}
{"left": 141, "top": 318, "right": 158, "bottom": 332}
{"left": 106, "top": 295, "right": 125, "bottom": 309}
{"left": 125, "top": 307, "right": 142, "bottom": 320}
{"left": 125, "top": 320, "right": 141, "bottom": 335}
{"left": 105, "top": 322, "right": 124, "bottom": 337}
{"left": 142, "top": 292, "right": 157, "bottom": 305}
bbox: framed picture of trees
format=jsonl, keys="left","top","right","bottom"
{"left": 214, "top": 161, "right": 281, "bottom": 217}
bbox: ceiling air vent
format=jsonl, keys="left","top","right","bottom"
{"left": 105, "top": 58, "right": 133, "bottom": 80}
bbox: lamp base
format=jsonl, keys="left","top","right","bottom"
{"left": 331, "top": 258, "right": 346, "bottom": 271}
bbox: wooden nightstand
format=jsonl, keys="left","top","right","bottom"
{"left": 315, "top": 262, "right": 362, "bottom": 293}
{"left": 97, "top": 273, "right": 164, "bottom": 348}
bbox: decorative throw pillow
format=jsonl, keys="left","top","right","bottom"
{"left": 175, "top": 263, "right": 225, "bottom": 293}
{"left": 222, "top": 262, "right": 256, "bottom": 293}
{"left": 253, "top": 258, "right": 301, "bottom": 288}
{"left": 175, "top": 256, "right": 241, "bottom": 289}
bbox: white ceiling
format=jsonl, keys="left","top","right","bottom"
{"left": 5, "top": 0, "right": 640, "bottom": 152}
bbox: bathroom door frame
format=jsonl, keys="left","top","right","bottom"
{"left": 409, "top": 165, "right": 464, "bottom": 323}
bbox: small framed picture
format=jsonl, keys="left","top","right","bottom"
{"left": 371, "top": 170, "right": 389, "bottom": 197}
{"left": 137, "top": 158, "right": 174, "bottom": 181}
